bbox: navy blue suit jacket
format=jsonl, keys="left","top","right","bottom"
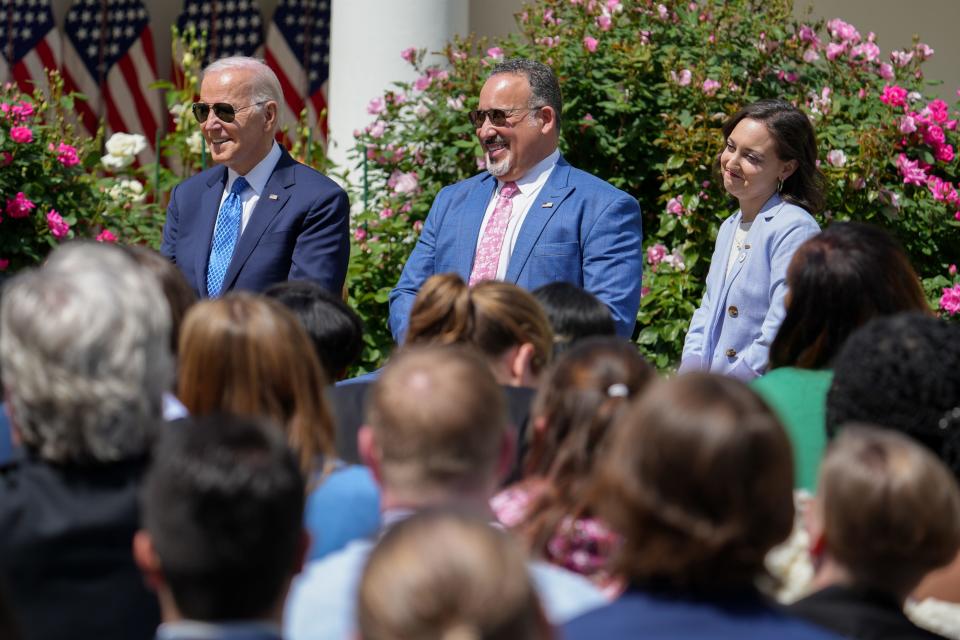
{"left": 161, "top": 147, "right": 350, "bottom": 297}
{"left": 388, "top": 156, "right": 643, "bottom": 340}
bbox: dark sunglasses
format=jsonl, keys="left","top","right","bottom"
{"left": 467, "top": 106, "right": 542, "bottom": 128}
{"left": 191, "top": 100, "right": 268, "bottom": 124}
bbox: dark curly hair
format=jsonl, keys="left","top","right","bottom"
{"left": 826, "top": 313, "right": 960, "bottom": 479}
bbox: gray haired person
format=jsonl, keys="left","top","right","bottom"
{"left": 0, "top": 241, "right": 171, "bottom": 640}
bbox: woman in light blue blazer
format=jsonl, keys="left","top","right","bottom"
{"left": 680, "top": 99, "right": 825, "bottom": 381}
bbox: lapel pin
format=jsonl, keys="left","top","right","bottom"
{"left": 268, "top": 194, "right": 279, "bottom": 200}
{"left": 541, "top": 202, "right": 554, "bottom": 208}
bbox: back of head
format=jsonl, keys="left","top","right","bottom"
{"left": 770, "top": 222, "right": 929, "bottom": 369}
{"left": 532, "top": 282, "right": 615, "bottom": 355}
{"left": 367, "top": 345, "right": 507, "bottom": 501}
{"left": 120, "top": 245, "right": 197, "bottom": 358}
{"left": 0, "top": 242, "right": 171, "bottom": 464}
{"left": 142, "top": 414, "right": 305, "bottom": 621}
{"left": 721, "top": 98, "right": 825, "bottom": 213}
{"left": 819, "top": 425, "right": 960, "bottom": 596}
{"left": 594, "top": 372, "right": 794, "bottom": 592}
{"left": 407, "top": 274, "right": 553, "bottom": 378}
{"left": 177, "top": 293, "right": 334, "bottom": 476}
{"left": 358, "top": 509, "right": 550, "bottom": 640}
{"left": 825, "top": 313, "right": 960, "bottom": 469}
{"left": 264, "top": 280, "right": 364, "bottom": 381}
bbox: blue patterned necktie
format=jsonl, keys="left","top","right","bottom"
{"left": 206, "top": 176, "right": 249, "bottom": 297}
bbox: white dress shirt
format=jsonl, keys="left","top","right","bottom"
{"left": 475, "top": 149, "right": 561, "bottom": 280}
{"left": 220, "top": 141, "right": 283, "bottom": 234}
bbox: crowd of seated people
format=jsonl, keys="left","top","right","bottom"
{"left": 0, "top": 222, "right": 958, "bottom": 640}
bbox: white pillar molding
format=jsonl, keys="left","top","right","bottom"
{"left": 327, "top": 0, "right": 468, "bottom": 189}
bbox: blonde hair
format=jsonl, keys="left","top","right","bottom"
{"left": 406, "top": 274, "right": 553, "bottom": 377}
{"left": 358, "top": 510, "right": 551, "bottom": 640}
{"left": 177, "top": 293, "right": 334, "bottom": 478}
{"left": 820, "top": 425, "right": 960, "bottom": 596}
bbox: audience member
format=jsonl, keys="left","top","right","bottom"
{"left": 332, "top": 273, "right": 552, "bottom": 466}
{"left": 751, "top": 222, "right": 930, "bottom": 490}
{"left": 177, "top": 293, "right": 379, "bottom": 560}
{"left": 681, "top": 99, "right": 823, "bottom": 381}
{"left": 824, "top": 313, "right": 960, "bottom": 637}
{"left": 357, "top": 509, "right": 553, "bottom": 640}
{"left": 285, "top": 346, "right": 605, "bottom": 640}
{"left": 565, "top": 373, "right": 839, "bottom": 639}
{"left": 0, "top": 242, "right": 168, "bottom": 640}
{"left": 789, "top": 426, "right": 960, "bottom": 639}
{"left": 264, "top": 280, "right": 364, "bottom": 382}
{"left": 532, "top": 282, "right": 616, "bottom": 356}
{"left": 493, "top": 337, "right": 654, "bottom": 591}
{"left": 135, "top": 414, "right": 307, "bottom": 640}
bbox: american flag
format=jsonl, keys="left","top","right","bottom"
{"left": 61, "top": 0, "right": 162, "bottom": 164}
{"left": 176, "top": 0, "right": 264, "bottom": 65}
{"left": 264, "top": 0, "right": 331, "bottom": 142}
{"left": 0, "top": 0, "right": 61, "bottom": 97}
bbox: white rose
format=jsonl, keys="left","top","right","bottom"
{"left": 169, "top": 102, "right": 188, "bottom": 125}
{"left": 107, "top": 178, "right": 146, "bottom": 203}
{"left": 186, "top": 130, "right": 204, "bottom": 155}
{"left": 101, "top": 132, "right": 148, "bottom": 169}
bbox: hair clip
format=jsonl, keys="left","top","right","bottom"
{"left": 607, "top": 383, "right": 629, "bottom": 398}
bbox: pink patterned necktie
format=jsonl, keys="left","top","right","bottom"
{"left": 469, "top": 181, "right": 520, "bottom": 285}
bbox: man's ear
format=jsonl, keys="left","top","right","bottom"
{"left": 133, "top": 530, "right": 165, "bottom": 592}
{"left": 509, "top": 342, "right": 537, "bottom": 387}
{"left": 537, "top": 105, "right": 558, "bottom": 136}
{"left": 358, "top": 425, "right": 383, "bottom": 487}
{"left": 263, "top": 100, "right": 279, "bottom": 132}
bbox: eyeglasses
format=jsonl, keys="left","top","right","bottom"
{"left": 467, "top": 106, "right": 542, "bottom": 128}
{"left": 191, "top": 101, "right": 268, "bottom": 124}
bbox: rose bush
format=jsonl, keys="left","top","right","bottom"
{"left": 348, "top": 0, "right": 960, "bottom": 371}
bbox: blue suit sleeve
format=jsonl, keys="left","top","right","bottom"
{"left": 388, "top": 190, "right": 446, "bottom": 343}
{"left": 582, "top": 194, "right": 643, "bottom": 338}
{"left": 289, "top": 185, "right": 351, "bottom": 295}
{"left": 160, "top": 183, "right": 180, "bottom": 262}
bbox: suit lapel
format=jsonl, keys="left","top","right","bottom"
{"left": 221, "top": 149, "right": 295, "bottom": 291}
{"left": 455, "top": 174, "right": 498, "bottom": 278}
{"left": 504, "top": 159, "right": 574, "bottom": 283}
{"left": 195, "top": 168, "right": 229, "bottom": 296}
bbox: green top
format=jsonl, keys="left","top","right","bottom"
{"left": 751, "top": 367, "right": 834, "bottom": 492}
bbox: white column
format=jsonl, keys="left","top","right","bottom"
{"left": 327, "top": 0, "right": 468, "bottom": 186}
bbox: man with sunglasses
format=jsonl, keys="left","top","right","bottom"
{"left": 161, "top": 57, "right": 350, "bottom": 299}
{"left": 389, "top": 58, "right": 642, "bottom": 341}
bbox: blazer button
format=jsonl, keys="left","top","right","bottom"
{"left": 728, "top": 305, "right": 739, "bottom": 318}
{"left": 725, "top": 348, "right": 737, "bottom": 358}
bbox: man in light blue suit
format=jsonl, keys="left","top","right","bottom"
{"left": 389, "top": 59, "right": 643, "bottom": 340}
{"left": 161, "top": 57, "right": 349, "bottom": 298}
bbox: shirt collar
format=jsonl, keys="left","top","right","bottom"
{"left": 156, "top": 620, "right": 282, "bottom": 640}
{"left": 498, "top": 148, "right": 560, "bottom": 196}
{"left": 226, "top": 142, "right": 282, "bottom": 196}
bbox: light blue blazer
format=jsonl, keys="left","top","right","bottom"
{"left": 680, "top": 194, "right": 820, "bottom": 380}
{"left": 388, "top": 156, "right": 643, "bottom": 340}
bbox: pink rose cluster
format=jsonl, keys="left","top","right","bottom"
{"left": 0, "top": 100, "right": 34, "bottom": 123}
{"left": 413, "top": 67, "right": 449, "bottom": 93}
{"left": 46, "top": 209, "right": 70, "bottom": 239}
{"left": 892, "top": 94, "right": 958, "bottom": 188}
{"left": 646, "top": 243, "right": 685, "bottom": 271}
{"left": 941, "top": 283, "right": 960, "bottom": 315}
{"left": 49, "top": 142, "right": 80, "bottom": 167}
{"left": 5, "top": 192, "right": 35, "bottom": 220}
{"left": 388, "top": 170, "right": 420, "bottom": 195}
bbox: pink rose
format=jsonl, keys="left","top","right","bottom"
{"left": 597, "top": 14, "right": 612, "bottom": 30}
{"left": 900, "top": 115, "right": 917, "bottom": 133}
{"left": 825, "top": 42, "right": 846, "bottom": 61}
{"left": 940, "top": 284, "right": 960, "bottom": 315}
{"left": 826, "top": 149, "right": 847, "bottom": 167}
{"left": 5, "top": 192, "right": 34, "bottom": 218}
{"left": 96, "top": 229, "right": 118, "bottom": 243}
{"left": 798, "top": 25, "right": 819, "bottom": 45}
{"left": 10, "top": 101, "right": 33, "bottom": 122}
{"left": 851, "top": 41, "right": 880, "bottom": 62}
{"left": 1, "top": 151, "right": 12, "bottom": 166}
{"left": 413, "top": 74, "right": 432, "bottom": 92}
{"left": 0, "top": 259, "right": 8, "bottom": 271}
{"left": 880, "top": 84, "right": 908, "bottom": 108}
{"left": 367, "top": 121, "right": 386, "bottom": 139}
{"left": 923, "top": 124, "right": 946, "bottom": 147}
{"left": 412, "top": 220, "right": 424, "bottom": 233}
{"left": 583, "top": 36, "right": 598, "bottom": 53}
{"left": 367, "top": 97, "right": 385, "bottom": 115}
{"left": 46, "top": 209, "right": 70, "bottom": 239}
{"left": 354, "top": 228, "right": 367, "bottom": 242}
{"left": 9, "top": 126, "right": 33, "bottom": 143}
{"left": 936, "top": 144, "right": 955, "bottom": 163}
{"left": 486, "top": 47, "right": 504, "bottom": 60}
{"left": 379, "top": 207, "right": 394, "bottom": 220}
{"left": 827, "top": 18, "right": 860, "bottom": 43}
{"left": 803, "top": 48, "right": 820, "bottom": 63}
{"left": 896, "top": 153, "right": 927, "bottom": 185}
{"left": 646, "top": 243, "right": 667, "bottom": 265}
{"left": 701, "top": 79, "right": 720, "bottom": 96}
{"left": 928, "top": 99, "right": 949, "bottom": 123}
{"left": 890, "top": 50, "right": 914, "bottom": 67}
{"left": 400, "top": 47, "right": 416, "bottom": 63}
{"left": 391, "top": 170, "right": 420, "bottom": 195}
{"left": 656, "top": 3, "right": 668, "bottom": 19}
{"left": 671, "top": 69, "right": 692, "bottom": 86}
{"left": 949, "top": 264, "right": 958, "bottom": 276}
{"left": 607, "top": 0, "right": 622, "bottom": 11}
{"left": 50, "top": 142, "right": 80, "bottom": 167}
{"left": 915, "top": 43, "right": 934, "bottom": 60}
{"left": 877, "top": 63, "right": 894, "bottom": 80}
{"left": 666, "top": 197, "right": 685, "bottom": 216}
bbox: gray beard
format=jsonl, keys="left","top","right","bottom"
{"left": 486, "top": 153, "right": 510, "bottom": 177}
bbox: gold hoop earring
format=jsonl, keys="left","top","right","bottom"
{"left": 777, "top": 177, "right": 783, "bottom": 193}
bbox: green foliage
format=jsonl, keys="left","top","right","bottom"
{"left": 349, "top": 0, "right": 960, "bottom": 372}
